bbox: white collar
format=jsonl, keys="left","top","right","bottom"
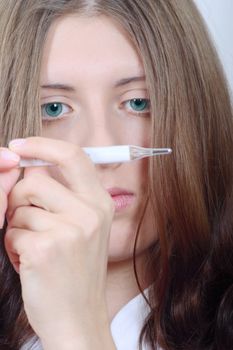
{"left": 110, "top": 289, "right": 152, "bottom": 349}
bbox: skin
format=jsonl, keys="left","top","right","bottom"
{"left": 0, "top": 149, "right": 20, "bottom": 227}
{"left": 2, "top": 15, "right": 156, "bottom": 349}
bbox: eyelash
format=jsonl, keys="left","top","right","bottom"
{"left": 41, "top": 98, "right": 150, "bottom": 121}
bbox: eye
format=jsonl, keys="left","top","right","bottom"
{"left": 124, "top": 98, "right": 150, "bottom": 115}
{"left": 41, "top": 102, "right": 72, "bottom": 120}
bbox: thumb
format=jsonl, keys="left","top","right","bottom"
{"left": 0, "top": 168, "right": 21, "bottom": 195}
{"left": 0, "top": 168, "right": 21, "bottom": 228}
{"left": 0, "top": 147, "right": 21, "bottom": 194}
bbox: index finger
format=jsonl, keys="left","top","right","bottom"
{"left": 8, "top": 137, "right": 102, "bottom": 194}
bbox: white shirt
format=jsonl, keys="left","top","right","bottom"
{"left": 21, "top": 291, "right": 160, "bottom": 350}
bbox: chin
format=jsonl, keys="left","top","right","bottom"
{"left": 107, "top": 228, "right": 141, "bottom": 263}
{"left": 107, "top": 223, "right": 157, "bottom": 264}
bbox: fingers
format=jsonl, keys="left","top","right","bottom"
{"left": 0, "top": 168, "right": 21, "bottom": 194}
{"left": 0, "top": 148, "right": 20, "bottom": 170}
{"left": 6, "top": 137, "right": 114, "bottom": 228}
{"left": 9, "top": 137, "right": 102, "bottom": 195}
{"left": 7, "top": 172, "right": 78, "bottom": 216}
{"left": 4, "top": 227, "right": 33, "bottom": 273}
{"left": 0, "top": 149, "right": 21, "bottom": 227}
{"left": 0, "top": 188, "right": 7, "bottom": 228}
{"left": 5, "top": 206, "right": 59, "bottom": 272}
{"left": 0, "top": 148, "right": 21, "bottom": 195}
{"left": 7, "top": 205, "right": 56, "bottom": 232}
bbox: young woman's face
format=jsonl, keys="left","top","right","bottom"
{"left": 40, "top": 15, "right": 156, "bottom": 262}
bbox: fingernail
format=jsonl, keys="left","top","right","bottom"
{"left": 9, "top": 138, "right": 27, "bottom": 149}
{"left": 0, "top": 149, "right": 20, "bottom": 162}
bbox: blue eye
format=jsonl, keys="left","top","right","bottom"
{"left": 125, "top": 98, "right": 150, "bottom": 114}
{"left": 41, "top": 102, "right": 71, "bottom": 120}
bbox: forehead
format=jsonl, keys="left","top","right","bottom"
{"left": 40, "top": 14, "right": 144, "bottom": 84}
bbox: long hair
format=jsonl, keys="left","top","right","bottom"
{"left": 0, "top": 1, "right": 233, "bottom": 349}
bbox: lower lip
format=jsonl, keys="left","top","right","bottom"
{"left": 111, "top": 194, "right": 135, "bottom": 212}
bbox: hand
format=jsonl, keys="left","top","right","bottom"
{"left": 4, "top": 137, "right": 115, "bottom": 349}
{"left": 0, "top": 148, "right": 21, "bottom": 228}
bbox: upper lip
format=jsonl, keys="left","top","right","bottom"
{"left": 106, "top": 187, "right": 134, "bottom": 196}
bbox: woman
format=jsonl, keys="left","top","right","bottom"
{"left": 0, "top": 1, "right": 233, "bottom": 349}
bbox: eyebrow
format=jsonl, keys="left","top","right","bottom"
{"left": 40, "top": 83, "right": 76, "bottom": 92}
{"left": 40, "top": 76, "right": 146, "bottom": 91}
{"left": 114, "top": 75, "right": 146, "bottom": 87}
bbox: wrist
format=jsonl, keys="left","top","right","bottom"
{"left": 42, "top": 332, "right": 116, "bottom": 350}
{"left": 41, "top": 322, "right": 116, "bottom": 350}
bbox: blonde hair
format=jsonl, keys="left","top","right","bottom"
{"left": 0, "top": 1, "right": 233, "bottom": 349}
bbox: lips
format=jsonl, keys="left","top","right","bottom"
{"left": 107, "top": 187, "right": 135, "bottom": 212}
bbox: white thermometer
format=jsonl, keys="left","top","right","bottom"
{"left": 18, "top": 145, "right": 172, "bottom": 168}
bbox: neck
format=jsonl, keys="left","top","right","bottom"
{"left": 106, "top": 253, "right": 149, "bottom": 321}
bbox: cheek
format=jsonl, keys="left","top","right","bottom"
{"left": 107, "top": 199, "right": 157, "bottom": 261}
{"left": 108, "top": 160, "right": 156, "bottom": 262}
{"left": 121, "top": 117, "right": 151, "bottom": 148}
{"left": 42, "top": 118, "right": 85, "bottom": 143}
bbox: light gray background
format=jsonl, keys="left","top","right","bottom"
{"left": 194, "top": 0, "right": 233, "bottom": 97}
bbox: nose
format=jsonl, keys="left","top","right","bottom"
{"left": 83, "top": 121, "right": 123, "bottom": 170}
{"left": 85, "top": 122, "right": 117, "bottom": 147}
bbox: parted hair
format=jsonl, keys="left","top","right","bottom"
{"left": 0, "top": 1, "right": 233, "bottom": 349}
